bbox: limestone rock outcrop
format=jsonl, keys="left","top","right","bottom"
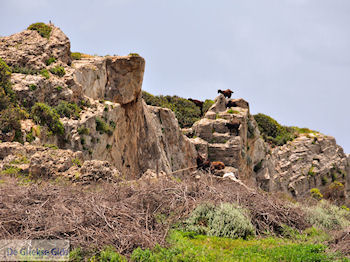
{"left": 188, "top": 94, "right": 349, "bottom": 201}
{"left": 189, "top": 94, "right": 265, "bottom": 179}
{"left": 0, "top": 24, "right": 348, "bottom": 202}
{"left": 257, "top": 134, "right": 350, "bottom": 199}
{"left": 0, "top": 26, "right": 71, "bottom": 69}
{"left": 0, "top": 24, "right": 196, "bottom": 179}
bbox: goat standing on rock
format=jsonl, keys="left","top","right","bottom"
{"left": 218, "top": 89, "right": 234, "bottom": 98}
{"left": 188, "top": 98, "right": 204, "bottom": 115}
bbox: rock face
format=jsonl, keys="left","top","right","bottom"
{"left": 0, "top": 24, "right": 349, "bottom": 202}
{"left": 0, "top": 24, "right": 196, "bottom": 179}
{"left": 189, "top": 94, "right": 265, "bottom": 179}
{"left": 188, "top": 94, "right": 349, "bottom": 201}
{"left": 0, "top": 26, "right": 71, "bottom": 70}
{"left": 0, "top": 142, "right": 119, "bottom": 183}
{"left": 257, "top": 134, "right": 350, "bottom": 200}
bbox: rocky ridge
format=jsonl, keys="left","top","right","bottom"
{"left": 0, "top": 24, "right": 196, "bottom": 179}
{"left": 188, "top": 95, "right": 350, "bottom": 200}
{"left": 0, "top": 24, "right": 349, "bottom": 202}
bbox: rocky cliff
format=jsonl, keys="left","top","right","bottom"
{"left": 0, "top": 23, "right": 196, "bottom": 178}
{"left": 0, "top": 23, "right": 349, "bottom": 203}
{"left": 188, "top": 94, "right": 349, "bottom": 202}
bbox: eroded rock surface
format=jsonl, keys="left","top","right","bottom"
{"left": 0, "top": 24, "right": 196, "bottom": 179}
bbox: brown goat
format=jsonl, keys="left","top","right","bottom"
{"left": 196, "top": 154, "right": 210, "bottom": 170}
{"left": 188, "top": 98, "right": 204, "bottom": 115}
{"left": 210, "top": 161, "right": 225, "bottom": 171}
{"left": 218, "top": 89, "right": 233, "bottom": 98}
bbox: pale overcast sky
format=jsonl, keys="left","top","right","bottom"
{"left": 1, "top": 0, "right": 349, "bottom": 153}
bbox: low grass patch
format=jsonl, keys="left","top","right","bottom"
{"left": 130, "top": 230, "right": 347, "bottom": 262}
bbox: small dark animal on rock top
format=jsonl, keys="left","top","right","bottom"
{"left": 225, "top": 122, "right": 240, "bottom": 136}
{"left": 218, "top": 89, "right": 234, "bottom": 98}
{"left": 210, "top": 161, "right": 225, "bottom": 171}
{"left": 188, "top": 98, "right": 204, "bottom": 115}
{"left": 226, "top": 100, "right": 236, "bottom": 108}
{"left": 196, "top": 154, "right": 210, "bottom": 170}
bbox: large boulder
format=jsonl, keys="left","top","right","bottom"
{"left": 105, "top": 56, "right": 145, "bottom": 104}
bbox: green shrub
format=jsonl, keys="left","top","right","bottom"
{"left": 129, "top": 53, "right": 140, "bottom": 57}
{"left": 27, "top": 22, "right": 52, "bottom": 39}
{"left": 49, "top": 66, "right": 65, "bottom": 77}
{"left": 109, "top": 121, "right": 116, "bottom": 129}
{"left": 45, "top": 57, "right": 56, "bottom": 66}
{"left": 55, "top": 86, "right": 63, "bottom": 91}
{"left": 185, "top": 203, "right": 255, "bottom": 239}
{"left": 55, "top": 101, "right": 81, "bottom": 119}
{"left": 0, "top": 58, "right": 16, "bottom": 106}
{"left": 71, "top": 52, "right": 82, "bottom": 60}
{"left": 11, "top": 66, "right": 38, "bottom": 75}
{"left": 304, "top": 200, "right": 350, "bottom": 230}
{"left": 254, "top": 113, "right": 296, "bottom": 146}
{"left": 29, "top": 84, "right": 37, "bottom": 91}
{"left": 1, "top": 166, "right": 20, "bottom": 175}
{"left": 308, "top": 166, "right": 316, "bottom": 176}
{"left": 310, "top": 188, "right": 323, "bottom": 200}
{"left": 321, "top": 176, "right": 328, "bottom": 186}
{"left": 0, "top": 107, "right": 25, "bottom": 142}
{"left": 95, "top": 117, "right": 113, "bottom": 135}
{"left": 40, "top": 69, "right": 50, "bottom": 79}
{"left": 0, "top": 57, "right": 12, "bottom": 83}
{"left": 72, "top": 158, "right": 82, "bottom": 167}
{"left": 25, "top": 131, "right": 35, "bottom": 143}
{"left": 203, "top": 99, "right": 214, "bottom": 113}
{"left": 77, "top": 126, "right": 89, "bottom": 135}
{"left": 31, "top": 103, "right": 64, "bottom": 135}
{"left": 142, "top": 91, "right": 201, "bottom": 128}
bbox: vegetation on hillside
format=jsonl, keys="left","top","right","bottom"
{"left": 254, "top": 113, "right": 317, "bottom": 146}
{"left": 31, "top": 103, "right": 64, "bottom": 135}
{"left": 142, "top": 91, "right": 214, "bottom": 128}
{"left": 27, "top": 22, "right": 52, "bottom": 39}
{"left": 0, "top": 58, "right": 26, "bottom": 142}
{"left": 71, "top": 52, "right": 82, "bottom": 60}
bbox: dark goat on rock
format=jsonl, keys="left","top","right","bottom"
{"left": 218, "top": 89, "right": 233, "bottom": 98}
{"left": 225, "top": 122, "right": 240, "bottom": 136}
{"left": 196, "top": 154, "right": 211, "bottom": 170}
{"left": 226, "top": 100, "right": 237, "bottom": 108}
{"left": 188, "top": 98, "right": 204, "bottom": 115}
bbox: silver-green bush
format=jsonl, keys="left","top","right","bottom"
{"left": 304, "top": 200, "right": 350, "bottom": 230}
{"left": 185, "top": 203, "right": 255, "bottom": 239}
